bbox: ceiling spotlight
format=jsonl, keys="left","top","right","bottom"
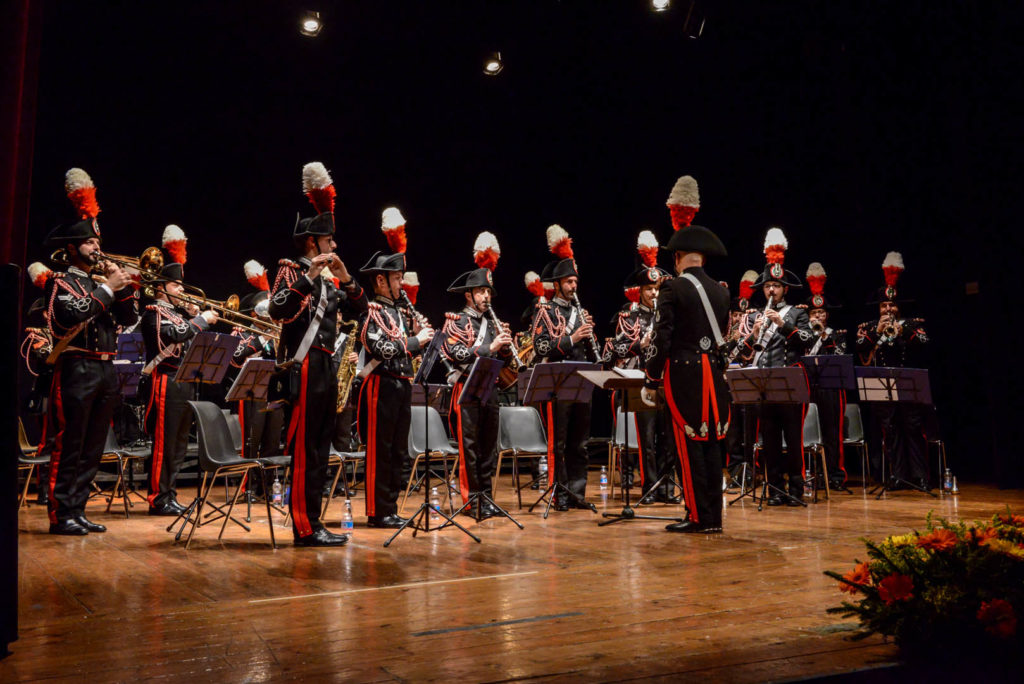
{"left": 299, "top": 11, "right": 322, "bottom": 37}
{"left": 483, "top": 51, "right": 504, "bottom": 76}
{"left": 652, "top": 0, "right": 670, "bottom": 11}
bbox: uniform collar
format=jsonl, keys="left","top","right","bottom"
{"left": 154, "top": 299, "right": 176, "bottom": 310}
{"left": 68, "top": 266, "right": 89, "bottom": 277}
{"left": 637, "top": 303, "right": 652, "bottom": 314}
{"left": 298, "top": 256, "right": 312, "bottom": 268}
{"left": 374, "top": 294, "right": 395, "bottom": 306}
{"left": 462, "top": 306, "right": 483, "bottom": 319}
{"left": 552, "top": 296, "right": 569, "bottom": 306}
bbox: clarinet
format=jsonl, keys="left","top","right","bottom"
{"left": 752, "top": 295, "right": 775, "bottom": 352}
{"left": 570, "top": 293, "right": 602, "bottom": 362}
{"left": 485, "top": 305, "right": 525, "bottom": 371}
{"left": 399, "top": 290, "right": 454, "bottom": 374}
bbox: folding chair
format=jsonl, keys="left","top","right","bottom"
{"left": 843, "top": 403, "right": 870, "bottom": 489}
{"left": 401, "top": 406, "right": 458, "bottom": 514}
{"left": 495, "top": 406, "right": 548, "bottom": 509}
{"left": 17, "top": 418, "right": 50, "bottom": 509}
{"left": 96, "top": 428, "right": 149, "bottom": 518}
{"left": 323, "top": 445, "right": 366, "bottom": 519}
{"left": 179, "top": 401, "right": 277, "bottom": 549}
{"left": 802, "top": 403, "right": 829, "bottom": 502}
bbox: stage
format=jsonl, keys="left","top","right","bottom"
{"left": 6, "top": 476, "right": 1022, "bottom": 682}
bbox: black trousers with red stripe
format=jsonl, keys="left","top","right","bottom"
{"left": 677, "top": 437, "right": 724, "bottom": 527}
{"left": 450, "top": 382, "right": 500, "bottom": 501}
{"left": 46, "top": 357, "right": 119, "bottom": 524}
{"left": 285, "top": 350, "right": 337, "bottom": 538}
{"left": 759, "top": 403, "right": 805, "bottom": 490}
{"left": 550, "top": 401, "right": 591, "bottom": 502}
{"left": 146, "top": 371, "right": 193, "bottom": 508}
{"left": 358, "top": 373, "right": 411, "bottom": 519}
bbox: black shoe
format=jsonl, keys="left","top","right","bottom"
{"left": 766, "top": 494, "right": 787, "bottom": 507}
{"left": 480, "top": 502, "right": 501, "bottom": 519}
{"left": 35, "top": 491, "right": 49, "bottom": 506}
{"left": 553, "top": 499, "right": 570, "bottom": 512}
{"left": 569, "top": 499, "right": 595, "bottom": 511}
{"left": 49, "top": 519, "right": 88, "bottom": 536}
{"left": 916, "top": 478, "right": 932, "bottom": 492}
{"left": 367, "top": 514, "right": 408, "bottom": 529}
{"left": 656, "top": 492, "right": 682, "bottom": 505}
{"left": 294, "top": 528, "right": 349, "bottom": 547}
{"left": 73, "top": 515, "right": 106, "bottom": 533}
{"left": 149, "top": 501, "right": 184, "bottom": 516}
{"left": 665, "top": 520, "right": 705, "bottom": 533}
{"left": 786, "top": 495, "right": 804, "bottom": 507}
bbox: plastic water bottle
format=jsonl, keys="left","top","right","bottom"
{"left": 600, "top": 466, "right": 609, "bottom": 491}
{"left": 283, "top": 486, "right": 290, "bottom": 507}
{"left": 803, "top": 468, "right": 813, "bottom": 498}
{"left": 430, "top": 487, "right": 441, "bottom": 522}
{"left": 538, "top": 457, "right": 548, "bottom": 484}
{"left": 271, "top": 474, "right": 282, "bottom": 505}
{"left": 341, "top": 499, "right": 354, "bottom": 534}
{"left": 943, "top": 468, "right": 953, "bottom": 492}
{"left": 950, "top": 476, "right": 960, "bottom": 495}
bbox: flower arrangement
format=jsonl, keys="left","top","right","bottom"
{"left": 826, "top": 510, "right": 1024, "bottom": 660}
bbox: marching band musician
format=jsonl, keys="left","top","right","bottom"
{"left": 41, "top": 169, "right": 138, "bottom": 535}
{"left": 735, "top": 228, "right": 814, "bottom": 506}
{"left": 642, "top": 175, "right": 730, "bottom": 534}
{"left": 532, "top": 224, "right": 598, "bottom": 511}
{"left": 725, "top": 270, "right": 759, "bottom": 481}
{"left": 357, "top": 208, "right": 433, "bottom": 529}
{"left": 612, "top": 231, "right": 678, "bottom": 504}
{"left": 803, "top": 262, "right": 848, "bottom": 490}
{"left": 228, "top": 289, "right": 282, "bottom": 461}
{"left": 440, "top": 232, "right": 514, "bottom": 519}
{"left": 856, "top": 252, "right": 930, "bottom": 490}
{"left": 141, "top": 226, "right": 218, "bottom": 516}
{"left": 269, "top": 162, "right": 367, "bottom": 547}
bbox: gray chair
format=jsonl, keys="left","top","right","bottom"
{"left": 401, "top": 406, "right": 458, "bottom": 514}
{"left": 95, "top": 428, "right": 150, "bottom": 518}
{"left": 496, "top": 406, "right": 549, "bottom": 509}
{"left": 17, "top": 418, "right": 50, "bottom": 510}
{"left": 843, "top": 403, "right": 870, "bottom": 489}
{"left": 802, "top": 403, "right": 829, "bottom": 502}
{"left": 182, "top": 401, "right": 277, "bottom": 549}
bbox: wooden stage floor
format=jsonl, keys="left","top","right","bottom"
{"left": 7, "top": 475, "right": 1024, "bottom": 683}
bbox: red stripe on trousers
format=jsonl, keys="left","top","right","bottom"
{"left": 452, "top": 382, "right": 471, "bottom": 502}
{"left": 291, "top": 359, "right": 312, "bottom": 537}
{"left": 47, "top": 364, "right": 65, "bottom": 524}
{"left": 148, "top": 374, "right": 167, "bottom": 507}
{"left": 662, "top": 362, "right": 699, "bottom": 523}
{"left": 365, "top": 375, "right": 378, "bottom": 517}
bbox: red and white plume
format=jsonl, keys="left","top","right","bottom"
{"left": 244, "top": 259, "right": 269, "bottom": 291}
{"left": 401, "top": 271, "right": 419, "bottom": 305}
{"left": 302, "top": 162, "right": 336, "bottom": 215}
{"left": 64, "top": 168, "right": 100, "bottom": 219}
{"left": 624, "top": 286, "right": 641, "bottom": 303}
{"left": 473, "top": 231, "right": 501, "bottom": 271}
{"left": 637, "top": 230, "right": 659, "bottom": 268}
{"left": 163, "top": 224, "right": 187, "bottom": 264}
{"left": 806, "top": 262, "right": 827, "bottom": 296}
{"left": 381, "top": 207, "right": 407, "bottom": 254}
{"left": 546, "top": 224, "right": 573, "bottom": 259}
{"left": 28, "top": 262, "right": 53, "bottom": 289}
{"left": 763, "top": 227, "right": 788, "bottom": 265}
{"left": 543, "top": 281, "right": 556, "bottom": 298}
{"left": 738, "top": 269, "right": 759, "bottom": 301}
{"left": 882, "top": 251, "right": 904, "bottom": 286}
{"left": 666, "top": 175, "right": 699, "bottom": 231}
{"left": 524, "top": 271, "right": 545, "bottom": 298}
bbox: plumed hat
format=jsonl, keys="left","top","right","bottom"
{"left": 244, "top": 260, "right": 269, "bottom": 292}
{"left": 665, "top": 175, "right": 700, "bottom": 231}
{"left": 294, "top": 162, "right": 336, "bottom": 238}
{"left": 545, "top": 224, "right": 578, "bottom": 281}
{"left": 626, "top": 230, "right": 672, "bottom": 286}
{"left": 401, "top": 272, "right": 420, "bottom": 305}
{"left": 449, "top": 231, "right": 501, "bottom": 293}
{"left": 805, "top": 262, "right": 841, "bottom": 310}
{"left": 732, "top": 269, "right": 759, "bottom": 311}
{"left": 752, "top": 227, "right": 801, "bottom": 289}
{"left": 44, "top": 168, "right": 103, "bottom": 247}
{"left": 867, "top": 251, "right": 914, "bottom": 305}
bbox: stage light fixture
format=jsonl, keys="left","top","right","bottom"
{"left": 652, "top": 0, "right": 670, "bottom": 11}
{"left": 484, "top": 52, "right": 504, "bottom": 76}
{"left": 299, "top": 11, "right": 322, "bottom": 37}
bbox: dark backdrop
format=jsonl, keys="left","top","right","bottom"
{"left": 23, "top": 1, "right": 1024, "bottom": 483}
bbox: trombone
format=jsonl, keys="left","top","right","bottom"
{"left": 165, "top": 289, "right": 281, "bottom": 340}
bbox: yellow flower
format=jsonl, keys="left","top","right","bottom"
{"left": 981, "top": 538, "right": 1024, "bottom": 559}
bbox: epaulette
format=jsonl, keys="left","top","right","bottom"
{"left": 145, "top": 304, "right": 160, "bottom": 312}
{"left": 367, "top": 301, "right": 382, "bottom": 311}
{"left": 444, "top": 312, "right": 460, "bottom": 321}
{"left": 278, "top": 259, "right": 301, "bottom": 269}
{"left": 536, "top": 301, "right": 550, "bottom": 309}
{"left": 618, "top": 310, "right": 630, "bottom": 319}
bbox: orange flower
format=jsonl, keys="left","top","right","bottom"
{"left": 977, "top": 599, "right": 1017, "bottom": 639}
{"left": 916, "top": 528, "right": 959, "bottom": 552}
{"left": 997, "top": 513, "right": 1024, "bottom": 527}
{"left": 877, "top": 573, "right": 914, "bottom": 606}
{"left": 840, "top": 562, "right": 872, "bottom": 594}
{"left": 971, "top": 526, "right": 998, "bottom": 544}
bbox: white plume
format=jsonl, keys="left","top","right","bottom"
{"left": 244, "top": 260, "right": 265, "bottom": 279}
{"left": 882, "top": 251, "right": 904, "bottom": 269}
{"left": 301, "top": 162, "right": 332, "bottom": 192}
{"left": 402, "top": 271, "right": 419, "bottom": 286}
{"left": 28, "top": 262, "right": 50, "bottom": 284}
{"left": 763, "top": 227, "right": 788, "bottom": 250}
{"left": 162, "top": 224, "right": 186, "bottom": 245}
{"left": 473, "top": 231, "right": 501, "bottom": 255}
{"left": 741, "top": 269, "right": 759, "bottom": 283}
{"left": 524, "top": 271, "right": 540, "bottom": 286}
{"left": 382, "top": 207, "right": 405, "bottom": 230}
{"left": 64, "top": 167, "right": 94, "bottom": 193}
{"left": 666, "top": 175, "right": 700, "bottom": 207}
{"left": 806, "top": 262, "right": 826, "bottom": 278}
{"left": 637, "top": 230, "right": 658, "bottom": 249}
{"left": 546, "top": 224, "right": 569, "bottom": 248}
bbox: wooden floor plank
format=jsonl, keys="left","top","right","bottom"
{"left": 5, "top": 477, "right": 1022, "bottom": 682}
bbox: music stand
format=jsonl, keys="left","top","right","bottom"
{"left": 725, "top": 366, "right": 809, "bottom": 510}
{"left": 116, "top": 333, "right": 145, "bottom": 362}
{"left": 525, "top": 362, "right": 601, "bottom": 518}
{"left": 114, "top": 360, "right": 144, "bottom": 399}
{"left": 444, "top": 357, "right": 524, "bottom": 528}
{"left": 801, "top": 354, "right": 857, "bottom": 494}
{"left": 173, "top": 332, "right": 237, "bottom": 398}
{"left": 855, "top": 366, "right": 936, "bottom": 499}
{"left": 117, "top": 333, "right": 148, "bottom": 446}
{"left": 385, "top": 332, "right": 481, "bottom": 547}
{"left": 516, "top": 367, "right": 535, "bottom": 404}
{"left": 577, "top": 370, "right": 680, "bottom": 527}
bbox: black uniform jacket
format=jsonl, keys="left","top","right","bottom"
{"left": 361, "top": 295, "right": 421, "bottom": 379}
{"left": 532, "top": 296, "right": 591, "bottom": 362}
{"left": 45, "top": 265, "right": 138, "bottom": 355}
{"left": 737, "top": 302, "right": 814, "bottom": 368}
{"left": 141, "top": 300, "right": 211, "bottom": 374}
{"left": 440, "top": 307, "right": 512, "bottom": 383}
{"left": 644, "top": 267, "right": 731, "bottom": 441}
{"left": 612, "top": 304, "right": 655, "bottom": 370}
{"left": 856, "top": 319, "right": 928, "bottom": 367}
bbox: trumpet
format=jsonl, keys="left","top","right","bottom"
{"left": 165, "top": 289, "right": 281, "bottom": 340}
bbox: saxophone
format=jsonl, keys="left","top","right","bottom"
{"left": 335, "top": 318, "right": 360, "bottom": 412}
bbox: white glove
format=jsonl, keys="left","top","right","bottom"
{"left": 641, "top": 387, "right": 657, "bottom": 408}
